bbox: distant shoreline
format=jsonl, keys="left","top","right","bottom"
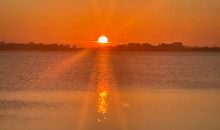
{"left": 0, "top": 42, "right": 220, "bottom": 52}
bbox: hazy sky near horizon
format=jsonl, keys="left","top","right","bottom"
{"left": 0, "top": 0, "right": 220, "bottom": 47}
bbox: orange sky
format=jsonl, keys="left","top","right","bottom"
{"left": 0, "top": 0, "right": 220, "bottom": 47}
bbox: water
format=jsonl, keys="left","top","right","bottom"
{"left": 0, "top": 50, "right": 220, "bottom": 130}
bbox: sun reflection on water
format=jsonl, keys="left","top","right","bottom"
{"left": 97, "top": 82, "right": 109, "bottom": 123}
{"left": 98, "top": 91, "right": 108, "bottom": 114}
{"left": 96, "top": 51, "right": 111, "bottom": 123}
{"left": 97, "top": 90, "right": 108, "bottom": 122}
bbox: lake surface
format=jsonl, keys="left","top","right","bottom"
{"left": 0, "top": 50, "right": 220, "bottom": 130}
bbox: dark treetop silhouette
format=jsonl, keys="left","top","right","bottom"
{"left": 109, "top": 42, "right": 220, "bottom": 51}
{"left": 0, "top": 41, "right": 220, "bottom": 51}
{"left": 0, "top": 42, "right": 81, "bottom": 51}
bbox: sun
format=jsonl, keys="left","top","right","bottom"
{"left": 98, "top": 36, "right": 108, "bottom": 44}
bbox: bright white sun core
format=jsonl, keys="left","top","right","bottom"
{"left": 98, "top": 36, "right": 108, "bottom": 44}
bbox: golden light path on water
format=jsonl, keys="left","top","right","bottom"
{"left": 74, "top": 50, "right": 128, "bottom": 130}
{"left": 95, "top": 50, "right": 128, "bottom": 130}
{"left": 96, "top": 51, "right": 110, "bottom": 122}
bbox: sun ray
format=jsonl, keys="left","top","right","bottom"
{"left": 106, "top": 53, "right": 129, "bottom": 130}
{"left": 112, "top": 0, "right": 170, "bottom": 36}
{"left": 89, "top": 0, "right": 102, "bottom": 25}
{"left": 29, "top": 50, "right": 90, "bottom": 89}
{"left": 76, "top": 51, "right": 98, "bottom": 130}
{"left": 103, "top": 0, "right": 118, "bottom": 29}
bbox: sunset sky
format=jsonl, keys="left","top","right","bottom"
{"left": 0, "top": 0, "right": 220, "bottom": 47}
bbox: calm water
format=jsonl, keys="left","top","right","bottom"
{"left": 0, "top": 51, "right": 220, "bottom": 130}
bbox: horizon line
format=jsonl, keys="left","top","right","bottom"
{"left": 1, "top": 41, "right": 220, "bottom": 48}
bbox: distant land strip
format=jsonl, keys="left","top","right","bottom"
{"left": 0, "top": 41, "right": 220, "bottom": 51}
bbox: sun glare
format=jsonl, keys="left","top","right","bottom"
{"left": 98, "top": 36, "right": 108, "bottom": 44}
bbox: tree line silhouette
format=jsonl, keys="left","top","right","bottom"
{"left": 0, "top": 41, "right": 81, "bottom": 51}
{"left": 0, "top": 41, "right": 220, "bottom": 51}
{"left": 110, "top": 42, "right": 220, "bottom": 51}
